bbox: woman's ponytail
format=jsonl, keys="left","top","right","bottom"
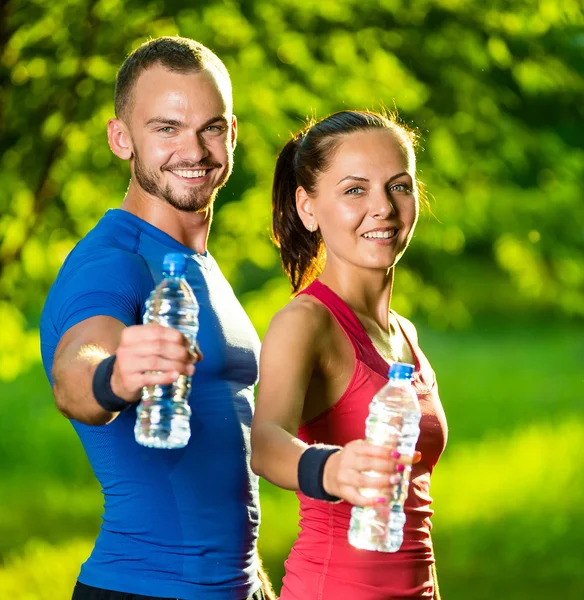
{"left": 272, "top": 136, "right": 323, "bottom": 293}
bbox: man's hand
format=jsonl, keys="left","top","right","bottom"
{"left": 53, "top": 316, "right": 204, "bottom": 425}
{"left": 111, "top": 323, "right": 202, "bottom": 402}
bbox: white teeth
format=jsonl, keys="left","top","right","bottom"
{"left": 362, "top": 230, "right": 396, "bottom": 239}
{"left": 173, "top": 169, "right": 207, "bottom": 178}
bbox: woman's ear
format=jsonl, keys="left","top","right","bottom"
{"left": 107, "top": 118, "right": 133, "bottom": 161}
{"left": 296, "top": 187, "right": 318, "bottom": 233}
{"left": 230, "top": 114, "right": 238, "bottom": 151}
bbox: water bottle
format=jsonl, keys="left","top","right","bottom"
{"left": 134, "top": 252, "right": 199, "bottom": 449}
{"left": 348, "top": 362, "right": 421, "bottom": 552}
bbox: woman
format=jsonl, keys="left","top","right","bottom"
{"left": 251, "top": 110, "right": 448, "bottom": 599}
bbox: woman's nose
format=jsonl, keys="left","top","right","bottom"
{"left": 370, "top": 189, "right": 396, "bottom": 219}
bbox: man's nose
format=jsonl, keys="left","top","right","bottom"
{"left": 177, "top": 131, "right": 209, "bottom": 163}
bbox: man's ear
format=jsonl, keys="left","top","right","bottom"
{"left": 295, "top": 187, "right": 318, "bottom": 233}
{"left": 107, "top": 118, "right": 133, "bottom": 160}
{"left": 230, "top": 114, "right": 237, "bottom": 151}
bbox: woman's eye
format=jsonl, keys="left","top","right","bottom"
{"left": 390, "top": 182, "right": 411, "bottom": 193}
{"left": 345, "top": 186, "right": 364, "bottom": 195}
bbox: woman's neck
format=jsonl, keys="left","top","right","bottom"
{"left": 318, "top": 263, "right": 394, "bottom": 330}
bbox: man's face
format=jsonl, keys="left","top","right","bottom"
{"left": 126, "top": 64, "right": 236, "bottom": 213}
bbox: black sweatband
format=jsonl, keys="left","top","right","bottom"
{"left": 298, "top": 445, "right": 342, "bottom": 502}
{"left": 92, "top": 354, "right": 133, "bottom": 413}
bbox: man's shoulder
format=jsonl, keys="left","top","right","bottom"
{"left": 56, "top": 242, "right": 149, "bottom": 295}
{"left": 61, "top": 211, "right": 151, "bottom": 281}
{"left": 77, "top": 209, "right": 144, "bottom": 255}
{"left": 43, "top": 212, "right": 154, "bottom": 328}
{"left": 41, "top": 215, "right": 154, "bottom": 348}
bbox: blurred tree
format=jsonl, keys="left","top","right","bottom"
{"left": 1, "top": 0, "right": 583, "bottom": 379}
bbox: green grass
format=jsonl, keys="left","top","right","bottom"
{"left": 431, "top": 418, "right": 584, "bottom": 599}
{"left": 0, "top": 477, "right": 101, "bottom": 558}
{"left": 0, "top": 319, "right": 582, "bottom": 598}
{"left": 0, "top": 539, "right": 92, "bottom": 600}
{"left": 419, "top": 319, "right": 583, "bottom": 444}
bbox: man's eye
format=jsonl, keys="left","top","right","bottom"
{"left": 158, "top": 127, "right": 174, "bottom": 133}
{"left": 205, "top": 125, "right": 225, "bottom": 132}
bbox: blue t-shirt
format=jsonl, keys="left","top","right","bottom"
{"left": 40, "top": 209, "right": 262, "bottom": 600}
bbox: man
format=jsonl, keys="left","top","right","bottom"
{"left": 40, "top": 36, "right": 273, "bottom": 600}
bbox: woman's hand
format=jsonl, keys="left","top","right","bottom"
{"left": 322, "top": 440, "right": 421, "bottom": 506}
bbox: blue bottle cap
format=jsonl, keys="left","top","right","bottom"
{"left": 388, "top": 362, "right": 415, "bottom": 380}
{"left": 162, "top": 252, "right": 187, "bottom": 277}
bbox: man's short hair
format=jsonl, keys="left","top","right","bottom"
{"left": 114, "top": 36, "right": 232, "bottom": 120}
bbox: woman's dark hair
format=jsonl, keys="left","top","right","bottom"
{"left": 272, "top": 110, "right": 418, "bottom": 293}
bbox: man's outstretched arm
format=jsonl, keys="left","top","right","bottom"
{"left": 52, "top": 315, "right": 196, "bottom": 425}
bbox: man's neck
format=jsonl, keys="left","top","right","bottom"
{"left": 120, "top": 181, "right": 213, "bottom": 254}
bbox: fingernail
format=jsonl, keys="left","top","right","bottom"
{"left": 375, "top": 497, "right": 387, "bottom": 504}
{"left": 396, "top": 463, "right": 405, "bottom": 473}
{"left": 391, "top": 450, "right": 400, "bottom": 459}
{"left": 389, "top": 474, "right": 400, "bottom": 485}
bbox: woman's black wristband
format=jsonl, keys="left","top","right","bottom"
{"left": 92, "top": 354, "right": 133, "bottom": 413}
{"left": 298, "top": 445, "right": 342, "bottom": 502}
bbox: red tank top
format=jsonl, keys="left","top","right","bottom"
{"left": 280, "top": 280, "right": 448, "bottom": 600}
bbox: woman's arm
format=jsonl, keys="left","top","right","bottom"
{"left": 251, "top": 298, "right": 399, "bottom": 505}
{"left": 250, "top": 299, "right": 323, "bottom": 489}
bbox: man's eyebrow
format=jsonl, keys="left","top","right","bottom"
{"left": 200, "top": 115, "right": 229, "bottom": 129}
{"left": 145, "top": 117, "right": 185, "bottom": 127}
{"left": 145, "top": 116, "right": 229, "bottom": 129}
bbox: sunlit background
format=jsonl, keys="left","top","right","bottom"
{"left": 1, "top": 0, "right": 583, "bottom": 598}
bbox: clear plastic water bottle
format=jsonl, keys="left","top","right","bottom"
{"left": 134, "top": 252, "right": 199, "bottom": 449}
{"left": 348, "top": 362, "right": 421, "bottom": 552}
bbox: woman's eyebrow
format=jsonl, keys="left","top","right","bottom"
{"left": 336, "top": 171, "right": 411, "bottom": 185}
{"left": 336, "top": 175, "right": 369, "bottom": 185}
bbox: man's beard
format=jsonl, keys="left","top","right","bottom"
{"left": 133, "top": 149, "right": 231, "bottom": 213}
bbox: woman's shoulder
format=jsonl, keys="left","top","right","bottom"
{"left": 393, "top": 311, "right": 419, "bottom": 345}
{"left": 266, "top": 293, "right": 334, "bottom": 343}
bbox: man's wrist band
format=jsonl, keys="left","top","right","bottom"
{"left": 298, "top": 445, "right": 342, "bottom": 502}
{"left": 92, "top": 354, "right": 133, "bottom": 413}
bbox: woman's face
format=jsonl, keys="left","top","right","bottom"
{"left": 307, "top": 128, "right": 419, "bottom": 273}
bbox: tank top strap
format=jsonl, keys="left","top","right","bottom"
{"left": 391, "top": 311, "right": 436, "bottom": 396}
{"left": 299, "top": 279, "right": 388, "bottom": 378}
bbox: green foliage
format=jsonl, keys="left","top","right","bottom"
{"left": 1, "top": 1, "right": 583, "bottom": 598}
{"left": 1, "top": 0, "right": 584, "bottom": 375}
